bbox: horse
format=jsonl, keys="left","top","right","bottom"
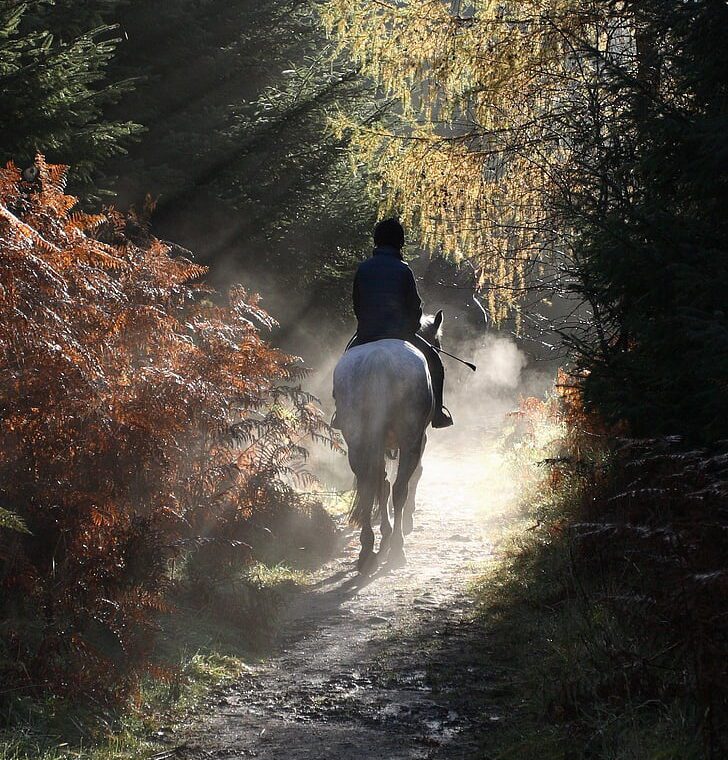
{"left": 333, "top": 311, "right": 443, "bottom": 574}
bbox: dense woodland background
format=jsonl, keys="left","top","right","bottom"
{"left": 1, "top": 0, "right": 379, "bottom": 348}
{"left": 1, "top": 1, "right": 726, "bottom": 757}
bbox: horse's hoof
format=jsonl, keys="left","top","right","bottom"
{"left": 402, "top": 512, "right": 414, "bottom": 536}
{"left": 357, "top": 551, "right": 378, "bottom": 576}
{"left": 386, "top": 551, "right": 407, "bottom": 570}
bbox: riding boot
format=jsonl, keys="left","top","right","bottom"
{"left": 431, "top": 379, "right": 453, "bottom": 429}
{"left": 432, "top": 405, "right": 453, "bottom": 428}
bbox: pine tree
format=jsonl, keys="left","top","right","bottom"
{"left": 105, "top": 0, "right": 375, "bottom": 334}
{"left": 0, "top": 1, "right": 140, "bottom": 191}
{"left": 565, "top": 0, "right": 728, "bottom": 441}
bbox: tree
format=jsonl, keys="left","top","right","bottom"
{"left": 562, "top": 0, "right": 728, "bottom": 440}
{"left": 321, "top": 0, "right": 599, "bottom": 322}
{"left": 0, "top": 1, "right": 140, "bottom": 191}
{"left": 106, "top": 0, "right": 376, "bottom": 336}
{"left": 324, "top": 0, "right": 728, "bottom": 440}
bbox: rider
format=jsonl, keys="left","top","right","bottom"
{"left": 348, "top": 218, "right": 453, "bottom": 429}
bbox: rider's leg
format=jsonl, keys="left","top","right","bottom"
{"left": 410, "top": 336, "right": 453, "bottom": 428}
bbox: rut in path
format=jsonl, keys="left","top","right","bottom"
{"left": 180, "top": 441, "right": 509, "bottom": 759}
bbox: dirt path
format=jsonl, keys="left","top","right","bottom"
{"left": 180, "top": 440, "right": 506, "bottom": 759}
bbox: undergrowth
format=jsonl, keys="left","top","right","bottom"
{"left": 0, "top": 155, "right": 346, "bottom": 758}
{"left": 0, "top": 488, "right": 344, "bottom": 759}
{"left": 469, "top": 382, "right": 727, "bottom": 759}
{"left": 0, "top": 543, "right": 336, "bottom": 760}
{"left": 2, "top": 615, "right": 247, "bottom": 759}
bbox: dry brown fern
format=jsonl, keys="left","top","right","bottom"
{"left": 0, "top": 155, "right": 340, "bottom": 701}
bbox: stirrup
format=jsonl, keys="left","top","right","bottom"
{"left": 432, "top": 405, "right": 453, "bottom": 429}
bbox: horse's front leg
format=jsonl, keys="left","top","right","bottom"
{"left": 403, "top": 435, "right": 425, "bottom": 535}
{"left": 389, "top": 440, "right": 423, "bottom": 568}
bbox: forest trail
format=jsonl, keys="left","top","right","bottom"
{"left": 180, "top": 438, "right": 507, "bottom": 759}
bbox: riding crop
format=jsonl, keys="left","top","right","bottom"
{"left": 422, "top": 340, "right": 477, "bottom": 372}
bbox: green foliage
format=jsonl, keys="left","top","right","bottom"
{"left": 0, "top": 507, "right": 29, "bottom": 534}
{"left": 0, "top": 1, "right": 140, "bottom": 191}
{"left": 0, "top": 603, "right": 257, "bottom": 760}
{"left": 563, "top": 0, "right": 728, "bottom": 442}
{"left": 1, "top": 0, "right": 374, "bottom": 326}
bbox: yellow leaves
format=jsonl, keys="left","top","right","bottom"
{"left": 0, "top": 506, "right": 31, "bottom": 534}
{"left": 322, "top": 0, "right": 595, "bottom": 321}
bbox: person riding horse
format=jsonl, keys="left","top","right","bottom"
{"left": 348, "top": 218, "right": 453, "bottom": 429}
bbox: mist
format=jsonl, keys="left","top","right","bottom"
{"left": 301, "top": 324, "right": 555, "bottom": 491}
{"left": 218, "top": 246, "right": 560, "bottom": 491}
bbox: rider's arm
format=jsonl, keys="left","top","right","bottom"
{"left": 352, "top": 269, "right": 361, "bottom": 319}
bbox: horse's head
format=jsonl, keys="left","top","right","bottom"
{"left": 419, "top": 309, "right": 444, "bottom": 348}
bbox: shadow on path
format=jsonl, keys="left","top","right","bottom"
{"left": 177, "top": 445, "right": 499, "bottom": 759}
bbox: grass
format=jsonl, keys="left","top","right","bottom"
{"left": 0, "top": 494, "right": 346, "bottom": 760}
{"left": 0, "top": 591, "right": 263, "bottom": 760}
{"left": 456, "top": 405, "right": 716, "bottom": 759}
{"left": 467, "top": 498, "right": 701, "bottom": 758}
{"left": 246, "top": 560, "right": 313, "bottom": 589}
{"left": 306, "top": 489, "right": 354, "bottom": 518}
{"left": 1, "top": 646, "right": 249, "bottom": 760}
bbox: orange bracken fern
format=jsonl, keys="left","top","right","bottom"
{"left": 0, "top": 155, "right": 337, "bottom": 700}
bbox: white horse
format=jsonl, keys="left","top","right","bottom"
{"left": 333, "top": 313, "right": 443, "bottom": 574}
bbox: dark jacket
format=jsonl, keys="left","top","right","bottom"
{"left": 353, "top": 246, "right": 423, "bottom": 341}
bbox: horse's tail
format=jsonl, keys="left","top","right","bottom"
{"left": 346, "top": 368, "right": 389, "bottom": 529}
{"left": 336, "top": 341, "right": 398, "bottom": 529}
{"left": 347, "top": 434, "right": 386, "bottom": 529}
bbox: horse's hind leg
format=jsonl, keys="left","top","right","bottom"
{"left": 355, "top": 478, "right": 377, "bottom": 574}
{"left": 348, "top": 443, "right": 380, "bottom": 574}
{"left": 389, "top": 438, "right": 424, "bottom": 568}
{"left": 378, "top": 476, "right": 392, "bottom": 560}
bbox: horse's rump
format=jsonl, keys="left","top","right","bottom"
{"left": 333, "top": 339, "right": 432, "bottom": 438}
